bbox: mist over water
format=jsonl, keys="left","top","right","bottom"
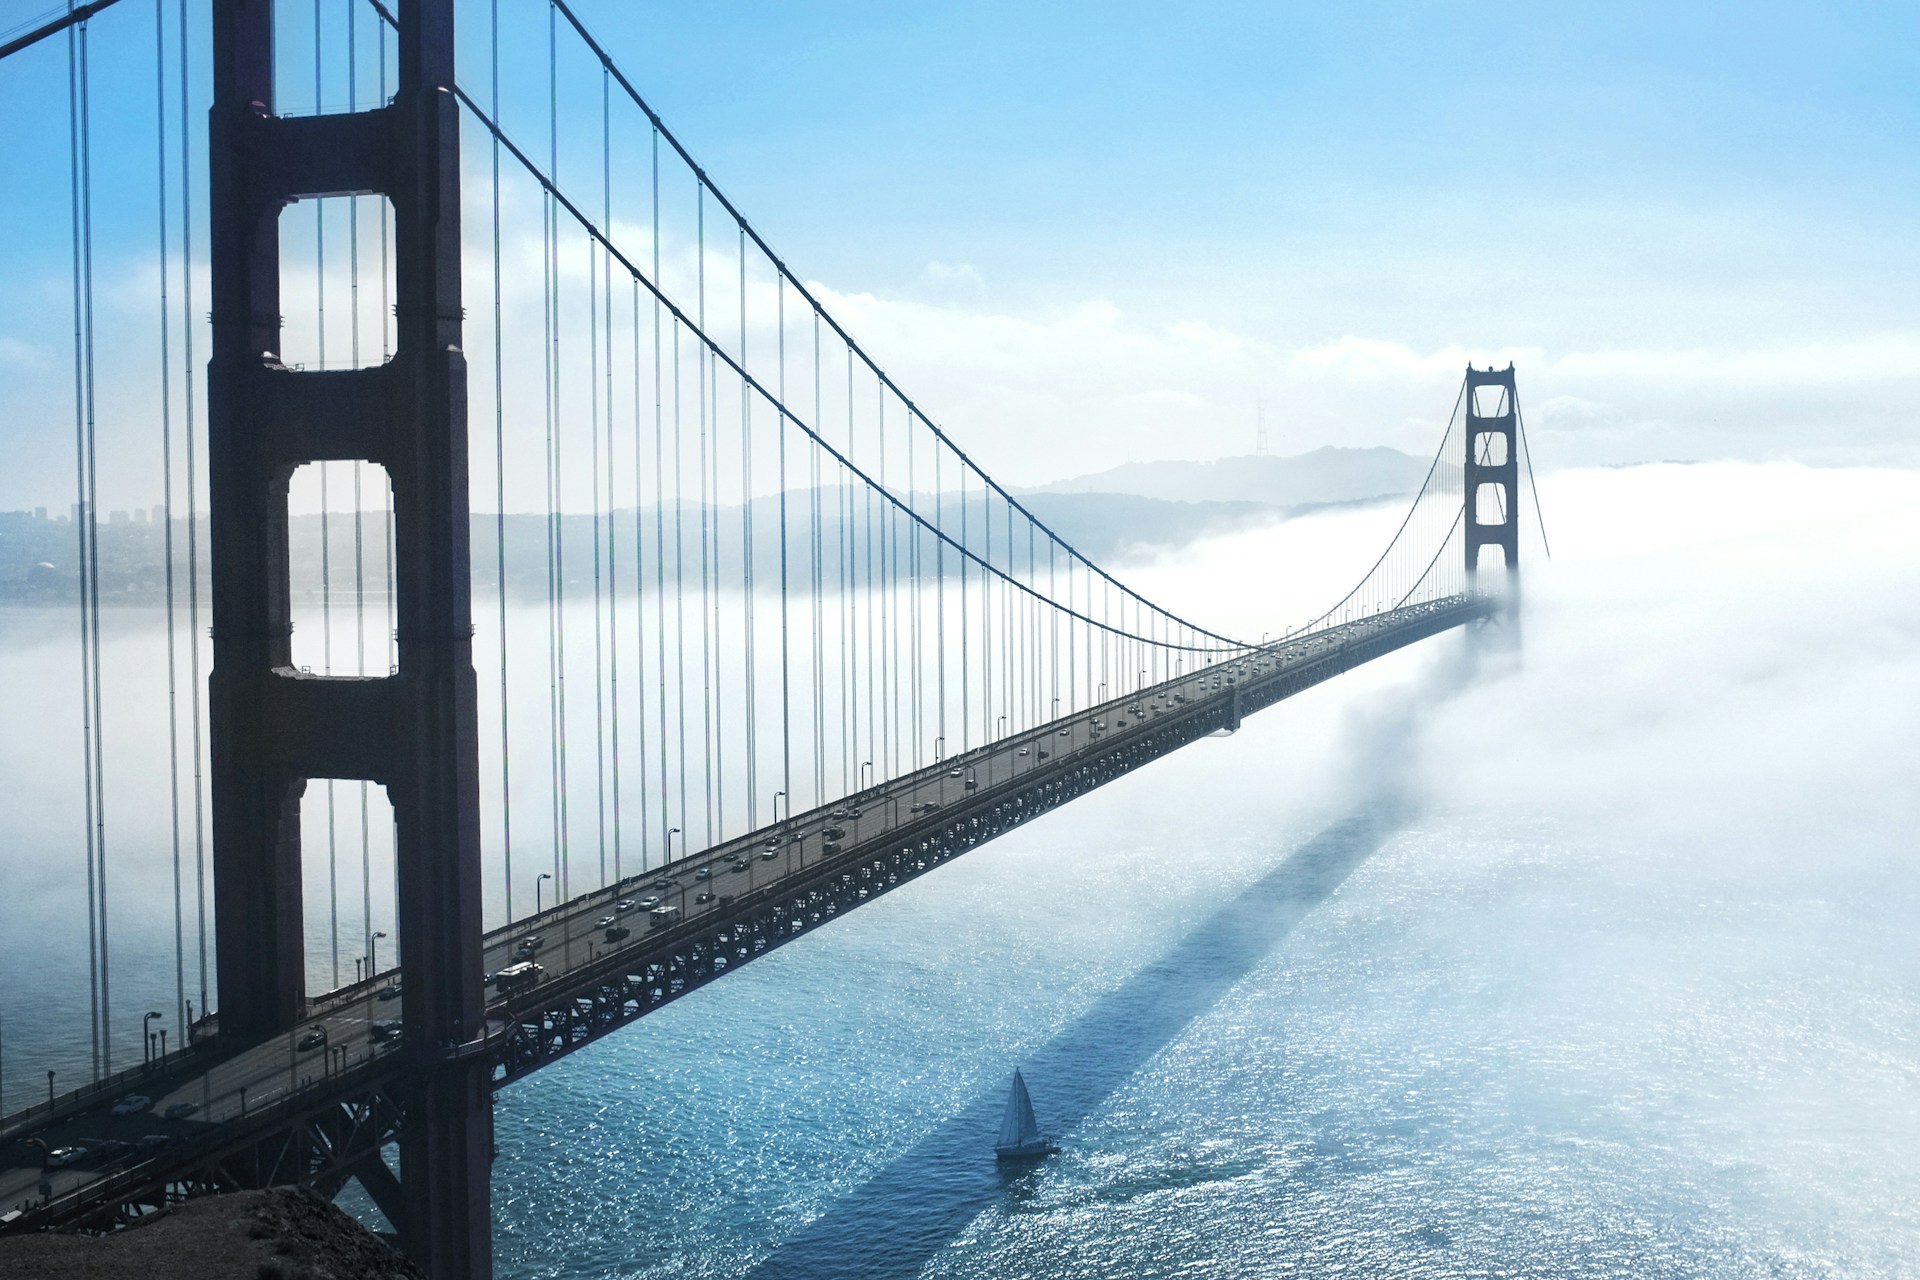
{"left": 3, "top": 461, "right": 1917, "bottom": 1276}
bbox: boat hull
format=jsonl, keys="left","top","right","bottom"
{"left": 994, "top": 1140, "right": 1060, "bottom": 1162}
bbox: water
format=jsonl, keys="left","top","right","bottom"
{"left": 4, "top": 461, "right": 1918, "bottom": 1275}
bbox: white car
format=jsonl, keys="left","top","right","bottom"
{"left": 111, "top": 1094, "right": 152, "bottom": 1116}
{"left": 46, "top": 1146, "right": 87, "bottom": 1168}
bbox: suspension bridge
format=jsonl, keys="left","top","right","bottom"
{"left": 0, "top": 1, "right": 1544, "bottom": 1274}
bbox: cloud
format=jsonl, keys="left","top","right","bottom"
{"left": 920, "top": 261, "right": 985, "bottom": 289}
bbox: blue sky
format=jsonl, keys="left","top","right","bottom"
{"left": 0, "top": 0, "right": 1915, "bottom": 506}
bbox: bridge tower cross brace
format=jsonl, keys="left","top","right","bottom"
{"left": 1464, "top": 363, "right": 1520, "bottom": 588}
{"left": 205, "top": 1, "right": 491, "bottom": 1274}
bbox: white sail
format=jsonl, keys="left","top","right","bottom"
{"left": 997, "top": 1070, "right": 1041, "bottom": 1149}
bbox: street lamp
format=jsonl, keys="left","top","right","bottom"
{"left": 772, "top": 790, "right": 787, "bottom": 827}
{"left": 860, "top": 760, "right": 874, "bottom": 790}
{"left": 666, "top": 827, "right": 680, "bottom": 862}
{"left": 536, "top": 872, "right": 552, "bottom": 916}
{"left": 370, "top": 931, "right": 388, "bottom": 976}
{"left": 934, "top": 735, "right": 945, "bottom": 762}
{"left": 142, "top": 1011, "right": 162, "bottom": 1066}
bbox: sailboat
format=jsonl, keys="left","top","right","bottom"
{"left": 994, "top": 1069, "right": 1061, "bottom": 1162}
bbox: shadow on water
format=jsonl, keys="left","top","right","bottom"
{"left": 748, "top": 800, "right": 1412, "bottom": 1280}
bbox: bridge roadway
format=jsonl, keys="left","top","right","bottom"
{"left": 0, "top": 593, "right": 1490, "bottom": 1231}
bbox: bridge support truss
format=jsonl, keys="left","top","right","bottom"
{"left": 206, "top": 1, "right": 489, "bottom": 1273}
{"left": 1464, "top": 364, "right": 1521, "bottom": 599}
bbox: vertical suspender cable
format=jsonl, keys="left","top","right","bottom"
{"left": 177, "top": 0, "right": 209, "bottom": 1026}
{"left": 154, "top": 0, "right": 186, "bottom": 1039}
{"left": 811, "top": 311, "right": 824, "bottom": 808}
{"left": 315, "top": 0, "right": 339, "bottom": 991}
{"left": 490, "top": 0, "right": 514, "bottom": 921}
{"left": 741, "top": 225, "right": 757, "bottom": 826}
{"left": 778, "top": 278, "right": 792, "bottom": 822}
{"left": 653, "top": 128, "right": 670, "bottom": 865}
{"left": 347, "top": 0, "right": 372, "bottom": 968}
{"left": 587, "top": 97, "right": 610, "bottom": 890}
{"left": 603, "top": 68, "right": 623, "bottom": 886}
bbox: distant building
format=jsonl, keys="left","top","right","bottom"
{"left": 109, "top": 509, "right": 130, "bottom": 525}
{"left": 34, "top": 507, "right": 47, "bottom": 521}
{"left": 151, "top": 504, "right": 165, "bottom": 525}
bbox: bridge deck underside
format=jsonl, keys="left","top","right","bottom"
{"left": 0, "top": 595, "right": 1488, "bottom": 1234}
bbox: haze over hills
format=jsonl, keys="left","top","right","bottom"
{"left": 1024, "top": 446, "right": 1427, "bottom": 508}
{"left": 0, "top": 450, "right": 1420, "bottom": 601}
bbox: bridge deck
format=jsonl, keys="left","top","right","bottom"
{"left": 0, "top": 594, "right": 1489, "bottom": 1231}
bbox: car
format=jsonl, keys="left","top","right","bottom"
{"left": 721, "top": 852, "right": 741, "bottom": 864}
{"left": 46, "top": 1146, "right": 87, "bottom": 1168}
{"left": 369, "top": 1020, "right": 403, "bottom": 1044}
{"left": 822, "top": 826, "right": 846, "bottom": 840}
{"left": 376, "top": 983, "right": 401, "bottom": 1002}
{"left": 822, "top": 839, "right": 841, "bottom": 853}
{"left": 138, "top": 1134, "right": 174, "bottom": 1153}
{"left": 729, "top": 862, "right": 749, "bottom": 875}
{"left": 1036, "top": 750, "right": 1050, "bottom": 760}
{"left": 162, "top": 1101, "right": 198, "bottom": 1120}
{"left": 297, "top": 1030, "right": 328, "bottom": 1051}
{"left": 596, "top": 915, "right": 617, "bottom": 928}
{"left": 516, "top": 934, "right": 545, "bottom": 955}
{"left": 111, "top": 1095, "right": 151, "bottom": 1117}
{"left": 758, "top": 849, "right": 779, "bottom": 861}
{"left": 1058, "top": 728, "right": 1070, "bottom": 736}
{"left": 845, "top": 807, "right": 863, "bottom": 818}
{"left": 1016, "top": 747, "right": 1029, "bottom": 756}
{"left": 604, "top": 926, "right": 631, "bottom": 942}
{"left": 90, "top": 1140, "right": 133, "bottom": 1163}
{"left": 636, "top": 895, "right": 663, "bottom": 910}
{"left": 764, "top": 836, "right": 782, "bottom": 849}
{"left": 615, "top": 899, "right": 637, "bottom": 913}
{"left": 947, "top": 767, "right": 963, "bottom": 778}
{"left": 694, "top": 891, "right": 714, "bottom": 905}
{"left": 694, "top": 868, "right": 713, "bottom": 881}
{"left": 829, "top": 808, "right": 851, "bottom": 820}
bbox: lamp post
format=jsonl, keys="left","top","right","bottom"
{"left": 666, "top": 827, "right": 680, "bottom": 863}
{"left": 536, "top": 872, "right": 552, "bottom": 916}
{"left": 142, "top": 1011, "right": 162, "bottom": 1066}
{"left": 934, "top": 735, "right": 944, "bottom": 762}
{"left": 772, "top": 790, "right": 787, "bottom": 827}
{"left": 860, "top": 760, "right": 874, "bottom": 790}
{"left": 370, "top": 931, "right": 388, "bottom": 976}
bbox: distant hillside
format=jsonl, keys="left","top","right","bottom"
{"left": 1026, "top": 446, "right": 1427, "bottom": 508}
{"left": 0, "top": 490, "right": 1280, "bottom": 604}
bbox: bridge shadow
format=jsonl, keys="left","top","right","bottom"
{"left": 747, "top": 800, "right": 1411, "bottom": 1280}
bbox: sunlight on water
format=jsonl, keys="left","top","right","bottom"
{"left": 3, "top": 461, "right": 1917, "bottom": 1276}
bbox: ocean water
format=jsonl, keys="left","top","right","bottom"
{"left": 4, "top": 461, "right": 1918, "bottom": 1276}
{"left": 485, "top": 463, "right": 1920, "bottom": 1278}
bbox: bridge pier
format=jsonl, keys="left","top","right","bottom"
{"left": 207, "top": 1, "right": 490, "bottom": 1274}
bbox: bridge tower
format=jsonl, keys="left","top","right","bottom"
{"left": 206, "top": 0, "right": 490, "bottom": 1273}
{"left": 1464, "top": 364, "right": 1520, "bottom": 596}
